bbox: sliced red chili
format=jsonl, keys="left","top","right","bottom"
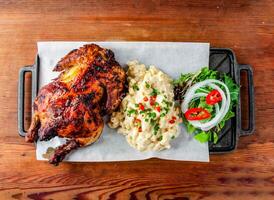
{"left": 184, "top": 108, "right": 211, "bottom": 120}
{"left": 206, "top": 89, "right": 222, "bottom": 105}
{"left": 134, "top": 118, "right": 141, "bottom": 123}
{"left": 143, "top": 96, "right": 148, "bottom": 102}
{"left": 138, "top": 127, "right": 142, "bottom": 132}
{"left": 169, "top": 120, "right": 175, "bottom": 124}
{"left": 155, "top": 106, "right": 161, "bottom": 112}
{"left": 134, "top": 118, "right": 141, "bottom": 128}
{"left": 149, "top": 95, "right": 157, "bottom": 106}
{"left": 139, "top": 103, "right": 145, "bottom": 111}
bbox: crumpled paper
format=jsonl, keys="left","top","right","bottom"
{"left": 36, "top": 41, "right": 210, "bottom": 162}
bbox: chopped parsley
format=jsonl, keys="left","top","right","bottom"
{"left": 162, "top": 100, "right": 172, "bottom": 107}
{"left": 162, "top": 107, "right": 170, "bottom": 115}
{"left": 127, "top": 109, "right": 137, "bottom": 116}
{"left": 150, "top": 120, "right": 156, "bottom": 126}
{"left": 145, "top": 82, "right": 150, "bottom": 88}
{"left": 171, "top": 135, "right": 175, "bottom": 139}
{"left": 133, "top": 84, "right": 139, "bottom": 91}
{"left": 148, "top": 112, "right": 157, "bottom": 119}
{"left": 140, "top": 110, "right": 146, "bottom": 114}
{"left": 150, "top": 88, "right": 160, "bottom": 96}
{"left": 157, "top": 135, "right": 163, "bottom": 141}
{"left": 153, "top": 124, "right": 160, "bottom": 135}
{"left": 160, "top": 113, "right": 166, "bottom": 117}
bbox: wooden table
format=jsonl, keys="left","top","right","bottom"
{"left": 0, "top": 0, "right": 273, "bottom": 199}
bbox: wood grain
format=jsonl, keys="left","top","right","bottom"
{"left": 0, "top": 0, "right": 273, "bottom": 199}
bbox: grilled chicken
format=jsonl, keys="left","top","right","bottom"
{"left": 26, "top": 44, "right": 126, "bottom": 165}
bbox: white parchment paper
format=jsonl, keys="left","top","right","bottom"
{"left": 36, "top": 41, "right": 210, "bottom": 162}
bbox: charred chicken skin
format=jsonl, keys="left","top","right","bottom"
{"left": 26, "top": 44, "right": 126, "bottom": 165}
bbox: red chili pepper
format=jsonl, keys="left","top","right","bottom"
{"left": 149, "top": 95, "right": 157, "bottom": 106}
{"left": 172, "top": 116, "right": 176, "bottom": 120}
{"left": 134, "top": 118, "right": 141, "bottom": 123}
{"left": 155, "top": 106, "right": 161, "bottom": 112}
{"left": 184, "top": 108, "right": 211, "bottom": 120}
{"left": 143, "top": 96, "right": 148, "bottom": 102}
{"left": 139, "top": 103, "right": 145, "bottom": 111}
{"left": 169, "top": 120, "right": 175, "bottom": 124}
{"left": 138, "top": 127, "right": 142, "bottom": 132}
{"left": 206, "top": 90, "right": 222, "bottom": 105}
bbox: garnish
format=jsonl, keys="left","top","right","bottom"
{"left": 149, "top": 112, "right": 157, "bottom": 119}
{"left": 160, "top": 113, "right": 166, "bottom": 117}
{"left": 149, "top": 95, "right": 157, "bottom": 106}
{"left": 155, "top": 106, "right": 161, "bottom": 112}
{"left": 184, "top": 108, "right": 211, "bottom": 120}
{"left": 150, "top": 88, "right": 159, "bottom": 96}
{"left": 133, "top": 83, "right": 139, "bottom": 91}
{"left": 127, "top": 109, "right": 137, "bottom": 116}
{"left": 157, "top": 135, "right": 163, "bottom": 141}
{"left": 153, "top": 123, "right": 160, "bottom": 135}
{"left": 206, "top": 89, "right": 222, "bottom": 105}
{"left": 169, "top": 119, "right": 175, "bottom": 124}
{"left": 139, "top": 103, "right": 145, "bottom": 111}
{"left": 145, "top": 82, "right": 150, "bottom": 88}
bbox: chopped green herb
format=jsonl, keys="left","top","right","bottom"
{"left": 153, "top": 124, "right": 160, "bottom": 135}
{"left": 133, "top": 84, "right": 139, "bottom": 91}
{"left": 140, "top": 110, "right": 146, "bottom": 114}
{"left": 163, "top": 107, "right": 170, "bottom": 114}
{"left": 145, "top": 81, "right": 150, "bottom": 88}
{"left": 127, "top": 109, "right": 137, "bottom": 116}
{"left": 145, "top": 119, "right": 149, "bottom": 122}
{"left": 148, "top": 112, "right": 156, "bottom": 119}
{"left": 157, "top": 135, "right": 163, "bottom": 141}
{"left": 162, "top": 100, "right": 172, "bottom": 107}
{"left": 150, "top": 120, "right": 156, "bottom": 126}
{"left": 171, "top": 135, "right": 175, "bottom": 139}
{"left": 160, "top": 113, "right": 166, "bottom": 117}
{"left": 150, "top": 88, "right": 159, "bottom": 96}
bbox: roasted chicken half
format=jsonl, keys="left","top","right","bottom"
{"left": 26, "top": 44, "right": 126, "bottom": 165}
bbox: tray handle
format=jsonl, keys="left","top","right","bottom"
{"left": 238, "top": 64, "right": 255, "bottom": 136}
{"left": 18, "top": 65, "right": 35, "bottom": 137}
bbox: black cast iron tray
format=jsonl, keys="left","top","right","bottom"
{"left": 18, "top": 48, "right": 255, "bottom": 153}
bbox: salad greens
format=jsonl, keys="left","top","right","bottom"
{"left": 174, "top": 67, "right": 239, "bottom": 144}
